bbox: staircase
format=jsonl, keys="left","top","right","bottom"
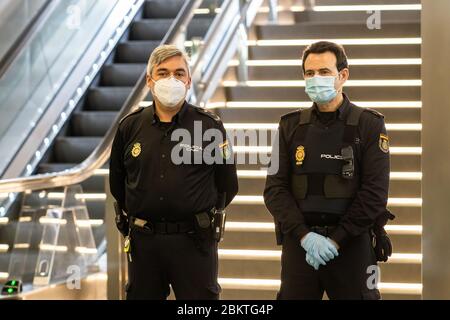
{"left": 212, "top": 0, "right": 422, "bottom": 299}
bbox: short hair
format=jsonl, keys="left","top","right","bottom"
{"left": 302, "top": 41, "right": 349, "bottom": 73}
{"left": 147, "top": 45, "right": 190, "bottom": 76}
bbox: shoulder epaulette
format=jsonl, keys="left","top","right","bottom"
{"left": 281, "top": 109, "right": 301, "bottom": 120}
{"left": 119, "top": 107, "right": 145, "bottom": 125}
{"left": 363, "top": 108, "right": 385, "bottom": 119}
{"left": 194, "top": 107, "right": 221, "bottom": 123}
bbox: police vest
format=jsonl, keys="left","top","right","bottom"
{"left": 290, "top": 105, "right": 365, "bottom": 215}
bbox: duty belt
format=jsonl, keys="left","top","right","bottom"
{"left": 130, "top": 217, "right": 194, "bottom": 234}
{"left": 309, "top": 225, "right": 337, "bottom": 237}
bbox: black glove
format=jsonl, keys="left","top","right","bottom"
{"left": 372, "top": 225, "right": 393, "bottom": 262}
{"left": 114, "top": 202, "right": 129, "bottom": 237}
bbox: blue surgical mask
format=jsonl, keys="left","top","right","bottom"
{"left": 305, "top": 75, "right": 338, "bottom": 104}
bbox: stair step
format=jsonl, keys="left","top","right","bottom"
{"left": 249, "top": 44, "right": 420, "bottom": 60}
{"left": 219, "top": 259, "right": 421, "bottom": 283}
{"left": 71, "top": 112, "right": 118, "bottom": 137}
{"left": 292, "top": 10, "right": 420, "bottom": 24}
{"left": 256, "top": 22, "right": 420, "bottom": 40}
{"left": 216, "top": 107, "right": 421, "bottom": 123}
{"left": 225, "top": 64, "right": 421, "bottom": 81}
{"left": 220, "top": 231, "right": 421, "bottom": 253}
{"left": 101, "top": 64, "right": 146, "bottom": 87}
{"left": 224, "top": 86, "right": 420, "bottom": 102}
{"left": 226, "top": 204, "right": 421, "bottom": 225}
{"left": 115, "top": 41, "right": 161, "bottom": 63}
{"left": 237, "top": 177, "right": 421, "bottom": 198}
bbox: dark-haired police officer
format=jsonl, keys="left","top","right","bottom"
{"left": 109, "top": 45, "right": 238, "bottom": 300}
{"left": 264, "top": 41, "right": 394, "bottom": 300}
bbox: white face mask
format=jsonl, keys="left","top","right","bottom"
{"left": 152, "top": 76, "right": 187, "bottom": 108}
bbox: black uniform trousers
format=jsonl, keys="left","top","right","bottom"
{"left": 278, "top": 230, "right": 381, "bottom": 300}
{"left": 126, "top": 227, "right": 221, "bottom": 300}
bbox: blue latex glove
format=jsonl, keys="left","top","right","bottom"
{"left": 305, "top": 252, "right": 322, "bottom": 270}
{"left": 301, "top": 232, "right": 339, "bottom": 267}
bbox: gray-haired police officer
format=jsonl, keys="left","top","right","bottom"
{"left": 110, "top": 45, "right": 238, "bottom": 300}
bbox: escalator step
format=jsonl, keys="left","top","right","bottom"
{"left": 101, "top": 64, "right": 146, "bottom": 87}
{"left": 71, "top": 112, "right": 118, "bottom": 137}
{"left": 53, "top": 137, "right": 101, "bottom": 163}
{"left": 115, "top": 41, "right": 161, "bottom": 63}
{"left": 144, "top": 0, "right": 185, "bottom": 19}
{"left": 130, "top": 18, "right": 214, "bottom": 41}
{"left": 130, "top": 19, "right": 173, "bottom": 41}
{"left": 86, "top": 87, "right": 133, "bottom": 111}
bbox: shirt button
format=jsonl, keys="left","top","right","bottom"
{"left": 162, "top": 154, "right": 166, "bottom": 159}
{"left": 160, "top": 175, "right": 164, "bottom": 179}
{"left": 160, "top": 197, "right": 164, "bottom": 201}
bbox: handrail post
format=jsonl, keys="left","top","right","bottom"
{"left": 268, "top": 0, "right": 278, "bottom": 23}
{"left": 237, "top": 0, "right": 249, "bottom": 84}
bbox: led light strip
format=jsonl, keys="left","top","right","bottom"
{"left": 75, "top": 247, "right": 98, "bottom": 254}
{"left": 218, "top": 249, "right": 422, "bottom": 264}
{"left": 40, "top": 244, "right": 68, "bottom": 252}
{"left": 39, "top": 217, "right": 67, "bottom": 225}
{"left": 0, "top": 244, "right": 9, "bottom": 253}
{"left": 224, "top": 123, "right": 422, "bottom": 131}
{"left": 186, "top": 38, "right": 422, "bottom": 48}
{"left": 0, "top": 272, "right": 8, "bottom": 279}
{"left": 47, "top": 193, "right": 106, "bottom": 200}
{"left": 207, "top": 101, "right": 422, "bottom": 109}
{"left": 0, "top": 217, "right": 9, "bottom": 225}
{"left": 225, "top": 222, "right": 422, "bottom": 235}
{"left": 232, "top": 196, "right": 422, "bottom": 207}
{"left": 249, "top": 38, "right": 422, "bottom": 46}
{"left": 228, "top": 58, "right": 422, "bottom": 66}
{"left": 222, "top": 80, "right": 422, "bottom": 87}
{"left": 218, "top": 278, "right": 422, "bottom": 294}
{"left": 257, "top": 4, "right": 422, "bottom": 12}
{"left": 92, "top": 169, "right": 422, "bottom": 181}
{"left": 311, "top": 5, "right": 422, "bottom": 12}
{"left": 232, "top": 146, "right": 422, "bottom": 155}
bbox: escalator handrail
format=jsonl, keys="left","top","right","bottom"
{"left": 0, "top": 0, "right": 55, "bottom": 79}
{"left": 0, "top": 0, "right": 203, "bottom": 193}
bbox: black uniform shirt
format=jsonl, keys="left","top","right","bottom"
{"left": 264, "top": 94, "right": 390, "bottom": 247}
{"left": 109, "top": 101, "right": 238, "bottom": 222}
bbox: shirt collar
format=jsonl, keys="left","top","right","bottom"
{"left": 312, "top": 93, "right": 351, "bottom": 121}
{"left": 150, "top": 100, "right": 188, "bottom": 125}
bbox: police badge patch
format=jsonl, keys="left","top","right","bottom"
{"left": 379, "top": 134, "right": 390, "bottom": 153}
{"left": 296, "top": 146, "right": 305, "bottom": 166}
{"left": 220, "top": 141, "right": 231, "bottom": 160}
{"left": 131, "top": 143, "right": 141, "bottom": 158}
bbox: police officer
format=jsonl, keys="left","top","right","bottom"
{"left": 109, "top": 45, "right": 238, "bottom": 300}
{"left": 264, "top": 41, "right": 393, "bottom": 300}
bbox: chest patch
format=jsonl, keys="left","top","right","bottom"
{"left": 131, "top": 143, "right": 142, "bottom": 158}
{"left": 296, "top": 146, "right": 305, "bottom": 166}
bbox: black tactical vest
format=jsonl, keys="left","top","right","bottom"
{"left": 290, "top": 105, "right": 365, "bottom": 215}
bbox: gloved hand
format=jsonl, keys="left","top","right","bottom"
{"left": 373, "top": 226, "right": 393, "bottom": 262}
{"left": 301, "top": 232, "right": 339, "bottom": 268}
{"left": 305, "top": 252, "right": 323, "bottom": 271}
